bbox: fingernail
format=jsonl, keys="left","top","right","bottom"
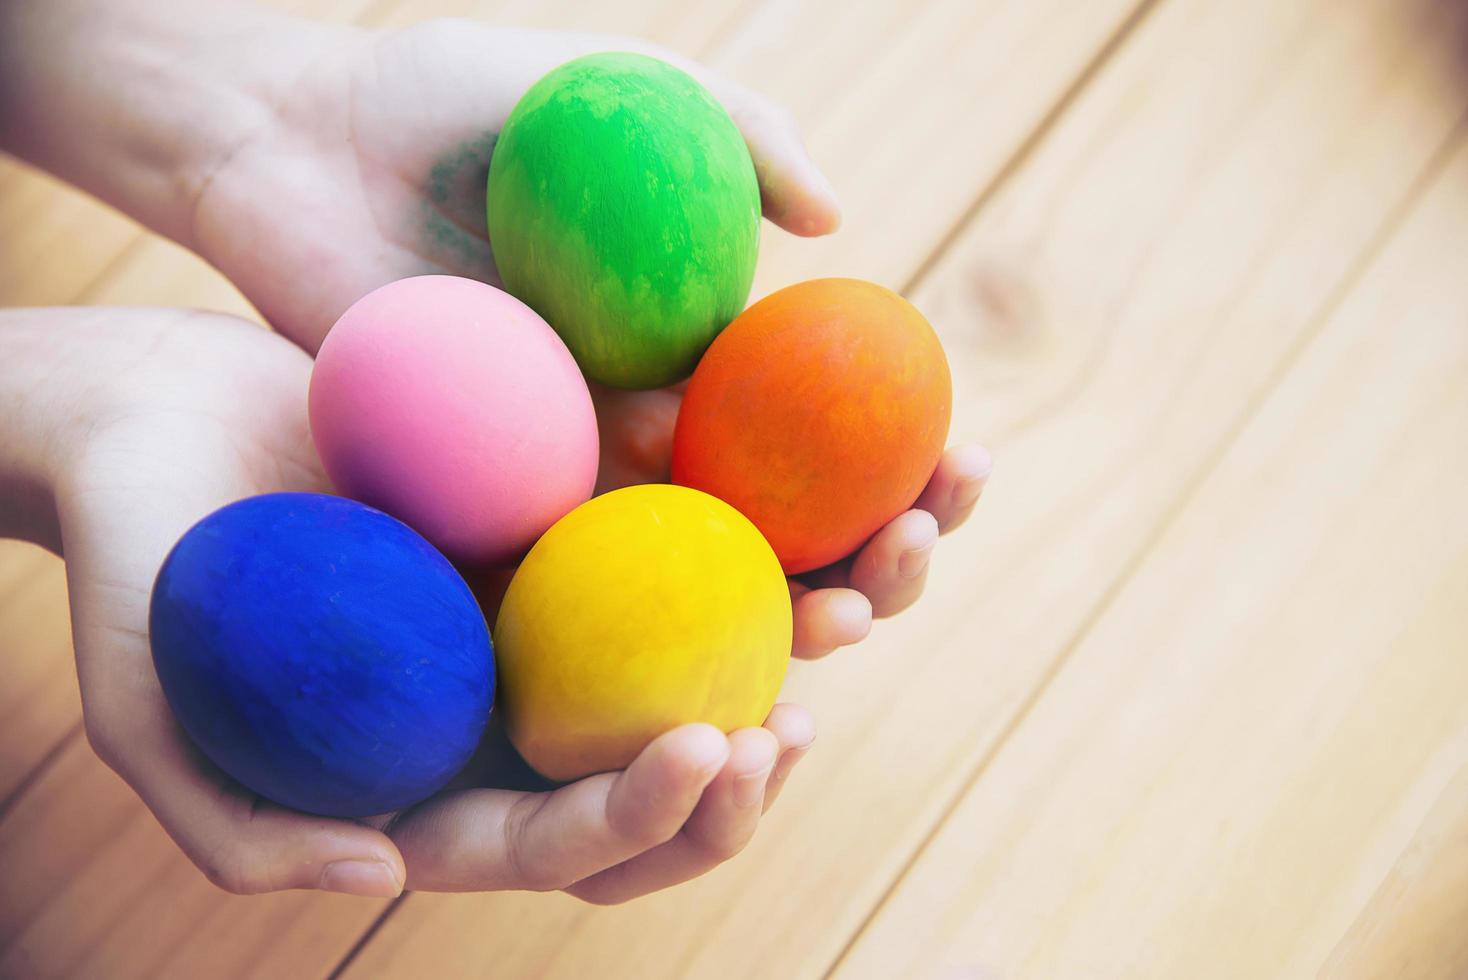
{"left": 774, "top": 744, "right": 811, "bottom": 781}
{"left": 734, "top": 765, "right": 773, "bottom": 808}
{"left": 950, "top": 476, "right": 985, "bottom": 512}
{"left": 951, "top": 449, "right": 994, "bottom": 510}
{"left": 805, "top": 157, "right": 838, "bottom": 201}
{"left": 319, "top": 860, "right": 402, "bottom": 898}
{"left": 800, "top": 162, "right": 841, "bottom": 234}
{"left": 969, "top": 446, "right": 995, "bottom": 480}
{"left": 898, "top": 542, "right": 934, "bottom": 579}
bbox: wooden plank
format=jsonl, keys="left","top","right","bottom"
{"left": 0, "top": 737, "right": 393, "bottom": 980}
{"left": 0, "top": 0, "right": 1147, "bottom": 974}
{"left": 836, "top": 124, "right": 1468, "bottom": 979}
{"left": 338, "top": 0, "right": 1468, "bottom": 977}
{"left": 1321, "top": 762, "right": 1468, "bottom": 979}
{"left": 0, "top": 163, "right": 141, "bottom": 308}
{"left": 735, "top": 0, "right": 1151, "bottom": 298}
{"left": 0, "top": 545, "right": 77, "bottom": 809}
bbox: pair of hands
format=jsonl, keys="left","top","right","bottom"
{"left": 10, "top": 13, "right": 990, "bottom": 902}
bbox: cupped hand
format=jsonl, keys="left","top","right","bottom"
{"left": 186, "top": 17, "right": 990, "bottom": 654}
{"left": 191, "top": 19, "right": 842, "bottom": 354}
{"left": 38, "top": 307, "right": 812, "bottom": 901}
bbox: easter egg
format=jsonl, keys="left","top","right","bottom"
{"left": 671, "top": 278, "right": 952, "bottom": 574}
{"left": 310, "top": 275, "right": 598, "bottom": 566}
{"left": 149, "top": 493, "right": 495, "bottom": 817}
{"left": 487, "top": 52, "right": 760, "bottom": 390}
{"left": 494, "top": 484, "right": 790, "bottom": 781}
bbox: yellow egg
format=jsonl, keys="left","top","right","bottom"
{"left": 494, "top": 484, "right": 791, "bottom": 781}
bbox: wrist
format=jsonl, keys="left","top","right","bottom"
{"left": 0, "top": 0, "right": 353, "bottom": 248}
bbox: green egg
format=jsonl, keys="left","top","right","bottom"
{"left": 487, "top": 53, "right": 761, "bottom": 389}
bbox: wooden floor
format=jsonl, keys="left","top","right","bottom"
{"left": 4, "top": 0, "right": 1468, "bottom": 976}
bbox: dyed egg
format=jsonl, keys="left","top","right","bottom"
{"left": 672, "top": 278, "right": 952, "bottom": 574}
{"left": 149, "top": 493, "right": 495, "bottom": 817}
{"left": 487, "top": 52, "right": 760, "bottom": 390}
{"left": 310, "top": 275, "right": 598, "bottom": 566}
{"left": 495, "top": 484, "right": 790, "bottom": 781}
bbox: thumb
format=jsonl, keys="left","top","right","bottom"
{"left": 710, "top": 80, "right": 842, "bottom": 237}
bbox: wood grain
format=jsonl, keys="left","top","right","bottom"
{"left": 0, "top": 737, "right": 393, "bottom": 980}
{"left": 0, "top": 547, "right": 76, "bottom": 809}
{"left": 0, "top": 7, "right": 1147, "bottom": 978}
{"left": 837, "top": 124, "right": 1468, "bottom": 980}
{"left": 5, "top": 0, "right": 1467, "bottom": 976}
{"left": 1323, "top": 761, "right": 1468, "bottom": 979}
{"left": 340, "top": 0, "right": 1468, "bottom": 976}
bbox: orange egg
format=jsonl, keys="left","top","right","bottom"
{"left": 671, "top": 278, "right": 952, "bottom": 574}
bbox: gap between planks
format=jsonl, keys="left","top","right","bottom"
{"left": 902, "top": 0, "right": 1164, "bottom": 298}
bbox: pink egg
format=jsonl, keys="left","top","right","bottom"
{"left": 310, "top": 275, "right": 598, "bottom": 566}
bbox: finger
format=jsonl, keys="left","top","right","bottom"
{"left": 702, "top": 81, "right": 842, "bottom": 237}
{"left": 76, "top": 647, "right": 407, "bottom": 897}
{"left": 565, "top": 726, "right": 778, "bottom": 905}
{"left": 63, "top": 473, "right": 402, "bottom": 898}
{"left": 758, "top": 702, "right": 816, "bottom": 813}
{"left": 378, "top": 723, "right": 728, "bottom": 892}
{"left": 848, "top": 509, "right": 941, "bottom": 618}
{"left": 790, "top": 585, "right": 872, "bottom": 659}
{"left": 565, "top": 704, "right": 814, "bottom": 904}
{"left": 914, "top": 445, "right": 994, "bottom": 534}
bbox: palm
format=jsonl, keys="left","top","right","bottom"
{"left": 61, "top": 312, "right": 633, "bottom": 804}
{"left": 58, "top": 310, "right": 812, "bottom": 900}
{"left": 190, "top": 20, "right": 715, "bottom": 499}
{"left": 193, "top": 21, "right": 742, "bottom": 354}
{"left": 189, "top": 15, "right": 985, "bottom": 653}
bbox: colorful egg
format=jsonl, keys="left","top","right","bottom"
{"left": 310, "top": 275, "right": 598, "bottom": 566}
{"left": 149, "top": 493, "right": 495, "bottom": 818}
{"left": 487, "top": 52, "right": 760, "bottom": 390}
{"left": 672, "top": 278, "right": 952, "bottom": 574}
{"left": 494, "top": 484, "right": 791, "bottom": 782}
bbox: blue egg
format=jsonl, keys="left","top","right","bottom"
{"left": 150, "top": 493, "right": 494, "bottom": 817}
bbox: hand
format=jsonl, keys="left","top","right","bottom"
{"left": 590, "top": 383, "right": 993, "bottom": 658}
{"left": 1, "top": 1, "right": 990, "bottom": 656}
{"left": 189, "top": 17, "right": 843, "bottom": 352}
{"left": 4, "top": 307, "right": 813, "bottom": 901}
{"left": 188, "top": 16, "right": 995, "bottom": 654}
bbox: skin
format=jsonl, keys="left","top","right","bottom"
{"left": 0, "top": 0, "right": 994, "bottom": 899}
{"left": 0, "top": 307, "right": 814, "bottom": 902}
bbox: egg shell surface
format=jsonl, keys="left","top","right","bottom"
{"left": 149, "top": 493, "right": 495, "bottom": 818}
{"left": 486, "top": 52, "right": 760, "bottom": 390}
{"left": 671, "top": 278, "right": 952, "bottom": 574}
{"left": 310, "top": 275, "right": 598, "bottom": 566}
{"left": 494, "top": 484, "right": 791, "bottom": 782}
